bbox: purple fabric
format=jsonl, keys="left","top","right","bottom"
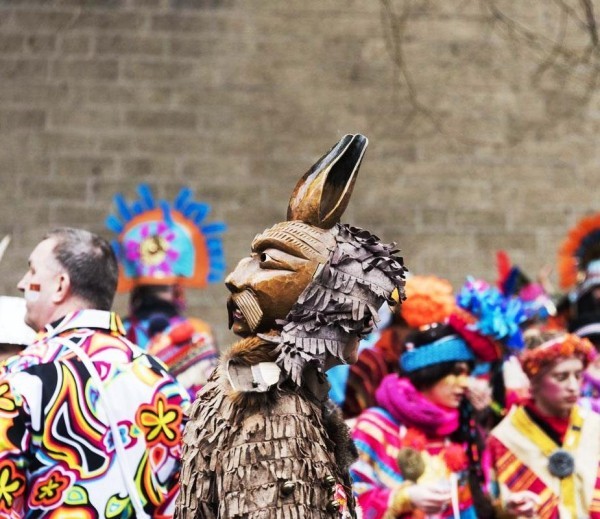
{"left": 375, "top": 374, "right": 459, "bottom": 437}
{"left": 584, "top": 371, "right": 600, "bottom": 392}
{"left": 583, "top": 371, "right": 600, "bottom": 413}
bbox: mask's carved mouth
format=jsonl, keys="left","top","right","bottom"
{"left": 228, "top": 291, "right": 263, "bottom": 333}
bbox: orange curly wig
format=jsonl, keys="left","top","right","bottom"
{"left": 401, "top": 275, "right": 456, "bottom": 329}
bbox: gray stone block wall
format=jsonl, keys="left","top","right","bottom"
{"left": 0, "top": 0, "right": 598, "bottom": 348}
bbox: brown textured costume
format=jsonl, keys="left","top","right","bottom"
{"left": 176, "top": 135, "right": 407, "bottom": 518}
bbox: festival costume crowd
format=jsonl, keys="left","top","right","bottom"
{"left": 0, "top": 135, "right": 597, "bottom": 518}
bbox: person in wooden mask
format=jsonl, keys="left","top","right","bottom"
{"left": 176, "top": 134, "right": 406, "bottom": 519}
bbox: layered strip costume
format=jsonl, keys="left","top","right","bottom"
{"left": 175, "top": 134, "right": 406, "bottom": 518}
{"left": 0, "top": 310, "right": 190, "bottom": 518}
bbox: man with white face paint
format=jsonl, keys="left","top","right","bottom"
{"left": 0, "top": 227, "right": 190, "bottom": 517}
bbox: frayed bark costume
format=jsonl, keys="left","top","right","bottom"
{"left": 175, "top": 134, "right": 407, "bottom": 518}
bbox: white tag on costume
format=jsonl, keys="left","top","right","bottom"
{"left": 226, "top": 361, "right": 281, "bottom": 392}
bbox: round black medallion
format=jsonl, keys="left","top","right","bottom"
{"left": 548, "top": 449, "right": 575, "bottom": 479}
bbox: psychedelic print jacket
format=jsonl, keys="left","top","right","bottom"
{"left": 0, "top": 310, "right": 190, "bottom": 518}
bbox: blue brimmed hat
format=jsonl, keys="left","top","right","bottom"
{"left": 400, "top": 332, "right": 475, "bottom": 372}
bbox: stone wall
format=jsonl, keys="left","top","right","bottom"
{"left": 0, "top": 0, "right": 598, "bottom": 347}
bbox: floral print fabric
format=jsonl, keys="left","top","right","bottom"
{"left": 0, "top": 310, "right": 190, "bottom": 518}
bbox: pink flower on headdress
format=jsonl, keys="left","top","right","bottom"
{"left": 124, "top": 222, "right": 179, "bottom": 277}
{"left": 519, "top": 283, "right": 545, "bottom": 302}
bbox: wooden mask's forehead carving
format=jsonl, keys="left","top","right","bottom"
{"left": 251, "top": 221, "right": 335, "bottom": 262}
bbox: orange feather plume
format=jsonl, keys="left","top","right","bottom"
{"left": 558, "top": 213, "right": 600, "bottom": 289}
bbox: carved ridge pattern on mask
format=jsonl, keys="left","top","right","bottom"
{"left": 231, "top": 290, "right": 263, "bottom": 332}
{"left": 263, "top": 224, "right": 407, "bottom": 386}
{"left": 252, "top": 222, "right": 335, "bottom": 263}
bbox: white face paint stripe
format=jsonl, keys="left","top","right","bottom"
{"left": 24, "top": 283, "right": 40, "bottom": 301}
{"left": 24, "top": 291, "right": 39, "bottom": 302}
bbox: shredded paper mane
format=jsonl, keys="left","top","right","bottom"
{"left": 263, "top": 224, "right": 406, "bottom": 386}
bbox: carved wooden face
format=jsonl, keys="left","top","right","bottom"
{"left": 225, "top": 134, "right": 368, "bottom": 337}
{"left": 225, "top": 222, "right": 335, "bottom": 337}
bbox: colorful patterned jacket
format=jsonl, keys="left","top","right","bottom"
{"left": 351, "top": 407, "right": 477, "bottom": 519}
{"left": 489, "top": 404, "right": 600, "bottom": 518}
{"left": 0, "top": 310, "right": 190, "bottom": 518}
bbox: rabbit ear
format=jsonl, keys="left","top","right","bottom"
{"left": 287, "top": 134, "right": 368, "bottom": 229}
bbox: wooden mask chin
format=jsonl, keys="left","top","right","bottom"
{"left": 225, "top": 134, "right": 368, "bottom": 337}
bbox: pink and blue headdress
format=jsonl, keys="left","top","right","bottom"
{"left": 106, "top": 184, "right": 226, "bottom": 292}
{"left": 496, "top": 251, "right": 555, "bottom": 322}
{"left": 401, "top": 275, "right": 530, "bottom": 371}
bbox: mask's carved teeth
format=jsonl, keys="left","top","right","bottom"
{"left": 231, "top": 291, "right": 263, "bottom": 331}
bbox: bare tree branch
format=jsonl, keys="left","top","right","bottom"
{"left": 532, "top": 3, "right": 569, "bottom": 85}
{"left": 379, "top": 0, "right": 600, "bottom": 147}
{"left": 580, "top": 0, "right": 599, "bottom": 46}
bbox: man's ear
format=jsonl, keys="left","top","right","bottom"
{"left": 52, "top": 272, "right": 71, "bottom": 304}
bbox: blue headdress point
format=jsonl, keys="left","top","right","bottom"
{"left": 456, "top": 277, "right": 527, "bottom": 351}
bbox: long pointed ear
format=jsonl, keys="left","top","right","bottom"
{"left": 287, "top": 134, "right": 368, "bottom": 229}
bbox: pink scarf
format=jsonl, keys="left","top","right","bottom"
{"left": 375, "top": 374, "right": 459, "bottom": 437}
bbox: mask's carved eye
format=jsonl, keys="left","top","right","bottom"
{"left": 259, "top": 252, "right": 280, "bottom": 268}
{"left": 257, "top": 250, "right": 293, "bottom": 271}
{"left": 255, "top": 247, "right": 302, "bottom": 271}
